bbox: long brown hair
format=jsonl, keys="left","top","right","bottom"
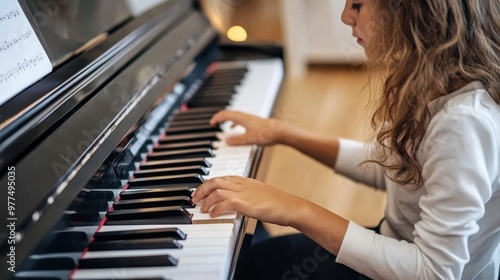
{"left": 366, "top": 0, "right": 500, "bottom": 188}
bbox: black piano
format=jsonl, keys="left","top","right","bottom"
{"left": 0, "top": 1, "right": 283, "bottom": 279}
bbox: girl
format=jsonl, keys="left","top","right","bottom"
{"left": 192, "top": 0, "right": 500, "bottom": 279}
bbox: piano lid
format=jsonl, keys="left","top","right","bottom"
{"left": 0, "top": 1, "right": 171, "bottom": 127}
{"left": 0, "top": 0, "right": 219, "bottom": 271}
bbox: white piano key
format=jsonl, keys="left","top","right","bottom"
{"left": 83, "top": 246, "right": 230, "bottom": 259}
{"left": 73, "top": 264, "right": 226, "bottom": 280}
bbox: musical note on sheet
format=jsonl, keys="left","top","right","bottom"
{"left": 0, "top": 0, "right": 52, "bottom": 107}
{"left": 0, "top": 31, "right": 33, "bottom": 52}
{"left": 0, "top": 9, "right": 20, "bottom": 22}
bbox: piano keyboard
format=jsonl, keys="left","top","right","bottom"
{"left": 65, "top": 58, "right": 284, "bottom": 280}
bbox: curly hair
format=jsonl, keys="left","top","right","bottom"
{"left": 365, "top": 0, "right": 500, "bottom": 188}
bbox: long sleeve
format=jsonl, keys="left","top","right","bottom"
{"left": 336, "top": 84, "right": 500, "bottom": 279}
{"left": 334, "top": 138, "right": 387, "bottom": 190}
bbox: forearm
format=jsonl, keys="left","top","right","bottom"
{"left": 289, "top": 199, "right": 349, "bottom": 255}
{"left": 279, "top": 124, "right": 340, "bottom": 169}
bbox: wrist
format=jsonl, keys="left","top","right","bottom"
{"left": 276, "top": 122, "right": 297, "bottom": 146}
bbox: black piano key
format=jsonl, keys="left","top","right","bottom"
{"left": 88, "top": 237, "right": 182, "bottom": 251}
{"left": 43, "top": 231, "right": 89, "bottom": 253}
{"left": 191, "top": 86, "right": 236, "bottom": 95}
{"left": 172, "top": 112, "right": 218, "bottom": 121}
{"left": 176, "top": 106, "right": 225, "bottom": 115}
{"left": 193, "top": 91, "right": 235, "bottom": 98}
{"left": 105, "top": 206, "right": 192, "bottom": 225}
{"left": 153, "top": 140, "right": 215, "bottom": 151}
{"left": 140, "top": 157, "right": 211, "bottom": 169}
{"left": 64, "top": 210, "right": 102, "bottom": 225}
{"left": 113, "top": 196, "right": 195, "bottom": 210}
{"left": 24, "top": 256, "right": 77, "bottom": 270}
{"left": 204, "top": 74, "right": 245, "bottom": 81}
{"left": 119, "top": 186, "right": 194, "bottom": 200}
{"left": 147, "top": 148, "right": 215, "bottom": 161}
{"left": 134, "top": 165, "right": 208, "bottom": 178}
{"left": 78, "top": 254, "right": 177, "bottom": 268}
{"left": 67, "top": 191, "right": 113, "bottom": 211}
{"left": 169, "top": 119, "right": 213, "bottom": 127}
{"left": 128, "top": 173, "right": 204, "bottom": 187}
{"left": 157, "top": 132, "right": 219, "bottom": 144}
{"left": 165, "top": 124, "right": 221, "bottom": 135}
{"left": 93, "top": 227, "right": 187, "bottom": 241}
{"left": 186, "top": 100, "right": 230, "bottom": 108}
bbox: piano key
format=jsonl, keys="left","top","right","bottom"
{"left": 41, "top": 231, "right": 89, "bottom": 254}
{"left": 165, "top": 124, "right": 221, "bottom": 135}
{"left": 112, "top": 196, "right": 195, "bottom": 210}
{"left": 93, "top": 227, "right": 187, "bottom": 241}
{"left": 146, "top": 148, "right": 215, "bottom": 161}
{"left": 153, "top": 140, "right": 215, "bottom": 151}
{"left": 172, "top": 112, "right": 218, "bottom": 121}
{"left": 176, "top": 106, "right": 225, "bottom": 115}
{"left": 23, "top": 255, "right": 77, "bottom": 270}
{"left": 74, "top": 224, "right": 240, "bottom": 280}
{"left": 188, "top": 204, "right": 238, "bottom": 224}
{"left": 192, "top": 86, "right": 237, "bottom": 93}
{"left": 168, "top": 119, "right": 216, "bottom": 127}
{"left": 73, "top": 265, "right": 225, "bottom": 280}
{"left": 88, "top": 237, "right": 182, "bottom": 251}
{"left": 191, "top": 91, "right": 235, "bottom": 99}
{"left": 133, "top": 165, "right": 208, "bottom": 178}
{"left": 83, "top": 246, "right": 229, "bottom": 260}
{"left": 139, "top": 157, "right": 211, "bottom": 169}
{"left": 127, "top": 173, "right": 204, "bottom": 188}
{"left": 119, "top": 186, "right": 195, "bottom": 200}
{"left": 105, "top": 206, "right": 192, "bottom": 225}
{"left": 157, "top": 132, "right": 219, "bottom": 144}
{"left": 13, "top": 270, "right": 73, "bottom": 280}
{"left": 186, "top": 100, "right": 230, "bottom": 108}
{"left": 78, "top": 254, "right": 177, "bottom": 269}
{"left": 63, "top": 211, "right": 102, "bottom": 227}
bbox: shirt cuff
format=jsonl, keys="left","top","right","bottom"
{"left": 336, "top": 221, "right": 376, "bottom": 274}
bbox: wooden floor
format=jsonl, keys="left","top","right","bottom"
{"left": 255, "top": 65, "right": 387, "bottom": 236}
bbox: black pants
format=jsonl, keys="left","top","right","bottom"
{"left": 234, "top": 222, "right": 377, "bottom": 280}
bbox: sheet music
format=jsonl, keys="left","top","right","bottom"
{"left": 0, "top": 0, "right": 51, "bottom": 106}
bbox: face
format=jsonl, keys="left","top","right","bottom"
{"left": 341, "top": 0, "right": 372, "bottom": 49}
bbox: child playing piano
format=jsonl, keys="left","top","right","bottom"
{"left": 192, "top": 0, "right": 500, "bottom": 279}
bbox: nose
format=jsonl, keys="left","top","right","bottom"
{"left": 341, "top": 1, "right": 355, "bottom": 27}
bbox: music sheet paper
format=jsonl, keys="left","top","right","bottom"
{"left": 0, "top": 0, "right": 52, "bottom": 106}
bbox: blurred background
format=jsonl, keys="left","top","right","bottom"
{"left": 200, "top": 0, "right": 386, "bottom": 236}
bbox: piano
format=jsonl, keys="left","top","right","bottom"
{"left": 0, "top": 1, "right": 283, "bottom": 279}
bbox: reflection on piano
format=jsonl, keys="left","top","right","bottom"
{"left": 0, "top": 1, "right": 283, "bottom": 279}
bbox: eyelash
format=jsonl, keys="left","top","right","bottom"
{"left": 350, "top": 3, "right": 363, "bottom": 11}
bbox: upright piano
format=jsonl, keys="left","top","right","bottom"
{"left": 0, "top": 1, "right": 283, "bottom": 279}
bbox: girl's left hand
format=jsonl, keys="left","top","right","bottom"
{"left": 191, "top": 176, "right": 306, "bottom": 227}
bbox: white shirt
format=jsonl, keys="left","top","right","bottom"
{"left": 334, "top": 82, "right": 500, "bottom": 279}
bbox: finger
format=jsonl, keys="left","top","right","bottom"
{"left": 210, "top": 110, "right": 238, "bottom": 126}
{"left": 200, "top": 188, "right": 233, "bottom": 212}
{"left": 209, "top": 199, "right": 241, "bottom": 217}
{"left": 191, "top": 177, "right": 238, "bottom": 203}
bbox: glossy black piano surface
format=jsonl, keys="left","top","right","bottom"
{"left": 0, "top": 1, "right": 283, "bottom": 279}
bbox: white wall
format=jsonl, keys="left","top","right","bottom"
{"left": 281, "top": 0, "right": 366, "bottom": 77}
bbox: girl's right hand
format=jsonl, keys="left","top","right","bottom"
{"left": 210, "top": 110, "right": 287, "bottom": 146}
